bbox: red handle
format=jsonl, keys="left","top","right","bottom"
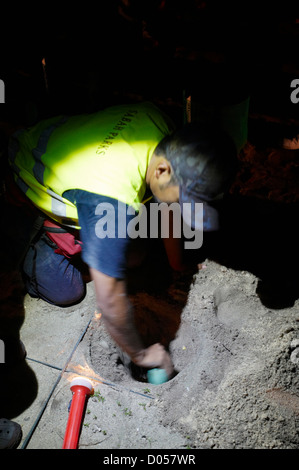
{"left": 62, "top": 385, "right": 90, "bottom": 449}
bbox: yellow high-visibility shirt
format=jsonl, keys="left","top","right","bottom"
{"left": 9, "top": 101, "right": 174, "bottom": 228}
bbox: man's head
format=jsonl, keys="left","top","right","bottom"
{"left": 146, "top": 123, "right": 238, "bottom": 231}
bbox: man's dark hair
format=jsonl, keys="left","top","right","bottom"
{"left": 155, "top": 122, "right": 238, "bottom": 197}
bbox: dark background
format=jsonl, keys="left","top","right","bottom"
{"left": 0, "top": 0, "right": 298, "bottom": 127}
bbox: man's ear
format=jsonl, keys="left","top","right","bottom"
{"left": 154, "top": 160, "right": 172, "bottom": 180}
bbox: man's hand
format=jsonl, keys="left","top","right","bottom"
{"left": 90, "top": 268, "right": 174, "bottom": 378}
{"left": 133, "top": 343, "right": 174, "bottom": 378}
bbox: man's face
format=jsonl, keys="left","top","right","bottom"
{"left": 150, "top": 182, "right": 180, "bottom": 204}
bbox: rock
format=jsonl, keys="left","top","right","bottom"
{"left": 290, "top": 348, "right": 299, "bottom": 365}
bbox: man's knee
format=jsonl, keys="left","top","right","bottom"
{"left": 23, "top": 238, "right": 86, "bottom": 307}
{"left": 40, "top": 273, "right": 86, "bottom": 306}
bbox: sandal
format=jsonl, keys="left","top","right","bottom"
{"left": 0, "top": 419, "right": 22, "bottom": 449}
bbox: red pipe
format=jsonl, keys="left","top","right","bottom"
{"left": 62, "top": 377, "right": 94, "bottom": 449}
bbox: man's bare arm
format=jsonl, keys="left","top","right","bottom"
{"left": 90, "top": 268, "right": 174, "bottom": 376}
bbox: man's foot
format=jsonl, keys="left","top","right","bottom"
{"left": 0, "top": 419, "right": 22, "bottom": 449}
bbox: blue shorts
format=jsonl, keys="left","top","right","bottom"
{"left": 23, "top": 235, "right": 86, "bottom": 306}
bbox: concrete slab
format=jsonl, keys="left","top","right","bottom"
{"left": 15, "top": 282, "right": 97, "bottom": 448}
